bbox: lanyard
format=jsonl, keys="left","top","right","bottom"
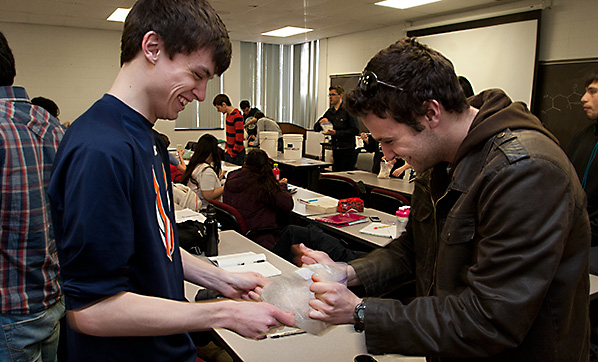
{"left": 582, "top": 139, "right": 598, "bottom": 190}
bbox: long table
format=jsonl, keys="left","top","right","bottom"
{"left": 324, "top": 170, "right": 414, "bottom": 196}
{"left": 184, "top": 230, "right": 424, "bottom": 362}
{"left": 291, "top": 186, "right": 397, "bottom": 248}
{"left": 271, "top": 153, "right": 332, "bottom": 190}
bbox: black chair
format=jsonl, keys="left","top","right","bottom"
{"left": 207, "top": 199, "right": 282, "bottom": 241}
{"left": 317, "top": 174, "right": 361, "bottom": 200}
{"left": 369, "top": 187, "right": 410, "bottom": 215}
{"left": 207, "top": 199, "right": 247, "bottom": 234}
{"left": 185, "top": 141, "right": 197, "bottom": 150}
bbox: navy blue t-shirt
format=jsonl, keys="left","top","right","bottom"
{"left": 48, "top": 94, "right": 195, "bottom": 361}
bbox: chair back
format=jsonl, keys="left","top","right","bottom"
{"left": 207, "top": 199, "right": 248, "bottom": 234}
{"left": 369, "top": 188, "right": 410, "bottom": 215}
{"left": 317, "top": 174, "right": 361, "bottom": 200}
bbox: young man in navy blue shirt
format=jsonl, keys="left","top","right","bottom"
{"left": 48, "top": 1, "right": 293, "bottom": 361}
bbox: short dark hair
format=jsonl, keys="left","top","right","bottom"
{"left": 585, "top": 72, "right": 598, "bottom": 88}
{"left": 213, "top": 94, "right": 231, "bottom": 106}
{"left": 458, "top": 76, "right": 474, "bottom": 98}
{"left": 346, "top": 37, "right": 468, "bottom": 132}
{"left": 31, "top": 97, "right": 60, "bottom": 117}
{"left": 330, "top": 85, "right": 344, "bottom": 95}
{"left": 0, "top": 31, "right": 16, "bottom": 86}
{"left": 158, "top": 132, "right": 170, "bottom": 147}
{"left": 240, "top": 100, "right": 250, "bottom": 109}
{"left": 120, "top": 0, "right": 231, "bottom": 76}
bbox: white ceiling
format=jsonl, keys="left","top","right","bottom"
{"left": 1, "top": 0, "right": 536, "bottom": 44}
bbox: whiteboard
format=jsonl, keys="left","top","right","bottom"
{"left": 412, "top": 13, "right": 540, "bottom": 106}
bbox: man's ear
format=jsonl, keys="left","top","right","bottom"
{"left": 423, "top": 100, "right": 441, "bottom": 129}
{"left": 141, "top": 31, "right": 162, "bottom": 65}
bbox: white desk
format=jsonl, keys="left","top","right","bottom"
{"left": 184, "top": 230, "right": 424, "bottom": 362}
{"left": 591, "top": 274, "right": 598, "bottom": 300}
{"left": 271, "top": 153, "right": 332, "bottom": 190}
{"left": 326, "top": 170, "right": 414, "bottom": 196}
{"left": 290, "top": 185, "right": 397, "bottom": 248}
{"left": 291, "top": 186, "right": 335, "bottom": 217}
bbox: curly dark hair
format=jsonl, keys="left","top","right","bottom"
{"left": 345, "top": 37, "right": 468, "bottom": 132}
{"left": 120, "top": 0, "right": 231, "bottom": 76}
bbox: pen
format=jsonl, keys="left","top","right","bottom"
{"left": 269, "top": 330, "right": 307, "bottom": 338}
{"left": 299, "top": 198, "right": 318, "bottom": 203}
{"left": 373, "top": 225, "right": 391, "bottom": 229}
{"left": 346, "top": 218, "right": 369, "bottom": 226}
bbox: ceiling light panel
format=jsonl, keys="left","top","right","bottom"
{"left": 262, "top": 26, "right": 313, "bottom": 37}
{"left": 375, "top": 0, "right": 441, "bottom": 10}
{"left": 107, "top": 7, "right": 130, "bottom": 22}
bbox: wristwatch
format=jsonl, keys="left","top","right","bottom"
{"left": 353, "top": 300, "right": 366, "bottom": 333}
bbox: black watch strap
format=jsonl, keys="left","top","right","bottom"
{"left": 353, "top": 300, "right": 366, "bottom": 333}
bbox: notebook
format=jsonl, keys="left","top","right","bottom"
{"left": 315, "top": 213, "right": 368, "bottom": 227}
{"left": 208, "top": 252, "right": 282, "bottom": 277}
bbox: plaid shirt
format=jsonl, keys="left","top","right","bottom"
{"left": 0, "top": 86, "right": 64, "bottom": 314}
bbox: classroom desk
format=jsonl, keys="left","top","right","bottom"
{"left": 307, "top": 209, "right": 397, "bottom": 248}
{"left": 271, "top": 153, "right": 332, "bottom": 190}
{"left": 325, "top": 170, "right": 414, "bottom": 196}
{"left": 591, "top": 274, "right": 598, "bottom": 301}
{"left": 290, "top": 186, "right": 397, "bottom": 248}
{"left": 184, "top": 230, "right": 424, "bottom": 362}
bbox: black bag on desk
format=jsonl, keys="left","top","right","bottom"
{"left": 176, "top": 220, "right": 207, "bottom": 255}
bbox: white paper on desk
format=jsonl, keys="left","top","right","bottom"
{"left": 359, "top": 222, "right": 397, "bottom": 238}
{"left": 209, "top": 252, "right": 281, "bottom": 277}
{"left": 175, "top": 208, "right": 206, "bottom": 223}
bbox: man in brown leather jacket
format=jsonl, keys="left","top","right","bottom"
{"left": 301, "top": 38, "right": 590, "bottom": 361}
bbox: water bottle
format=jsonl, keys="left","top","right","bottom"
{"left": 204, "top": 205, "right": 219, "bottom": 256}
{"left": 396, "top": 206, "right": 410, "bottom": 236}
{"left": 272, "top": 163, "right": 280, "bottom": 181}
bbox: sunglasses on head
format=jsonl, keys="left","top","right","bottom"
{"left": 358, "top": 70, "right": 404, "bottom": 97}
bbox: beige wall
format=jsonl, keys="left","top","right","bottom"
{"left": 2, "top": 0, "right": 597, "bottom": 143}
{"left": 316, "top": 0, "right": 598, "bottom": 117}
{"left": 0, "top": 22, "right": 238, "bottom": 147}
{"left": 1, "top": 23, "right": 121, "bottom": 125}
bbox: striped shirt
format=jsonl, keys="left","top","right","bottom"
{"left": 225, "top": 108, "right": 245, "bottom": 157}
{"left": 0, "top": 86, "right": 64, "bottom": 314}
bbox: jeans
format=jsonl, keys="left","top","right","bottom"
{"left": 224, "top": 149, "right": 246, "bottom": 166}
{"left": 274, "top": 224, "right": 366, "bottom": 263}
{"left": 0, "top": 297, "right": 65, "bottom": 362}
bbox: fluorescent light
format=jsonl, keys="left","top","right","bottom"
{"left": 107, "top": 8, "right": 131, "bottom": 22}
{"left": 375, "top": 0, "right": 441, "bottom": 10}
{"left": 262, "top": 26, "right": 313, "bottom": 38}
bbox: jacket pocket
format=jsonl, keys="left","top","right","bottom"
{"left": 441, "top": 214, "right": 475, "bottom": 244}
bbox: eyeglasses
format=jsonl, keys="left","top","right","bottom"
{"left": 358, "top": 70, "right": 404, "bottom": 97}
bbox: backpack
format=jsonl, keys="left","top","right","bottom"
{"left": 172, "top": 183, "right": 202, "bottom": 212}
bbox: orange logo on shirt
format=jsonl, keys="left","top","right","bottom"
{"left": 152, "top": 165, "right": 175, "bottom": 261}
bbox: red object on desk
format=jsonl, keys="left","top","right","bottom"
{"left": 315, "top": 213, "right": 368, "bottom": 227}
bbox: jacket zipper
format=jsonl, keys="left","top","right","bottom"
{"left": 426, "top": 187, "right": 450, "bottom": 297}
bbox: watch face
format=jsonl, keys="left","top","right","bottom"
{"left": 357, "top": 307, "right": 365, "bottom": 320}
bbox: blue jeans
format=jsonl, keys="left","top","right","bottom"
{"left": 0, "top": 297, "right": 65, "bottom": 362}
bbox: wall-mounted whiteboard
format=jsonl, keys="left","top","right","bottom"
{"left": 408, "top": 11, "right": 541, "bottom": 107}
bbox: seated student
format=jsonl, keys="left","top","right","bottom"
{"left": 360, "top": 132, "right": 411, "bottom": 177}
{"left": 158, "top": 132, "right": 186, "bottom": 182}
{"left": 180, "top": 134, "right": 224, "bottom": 209}
{"left": 223, "top": 149, "right": 293, "bottom": 250}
